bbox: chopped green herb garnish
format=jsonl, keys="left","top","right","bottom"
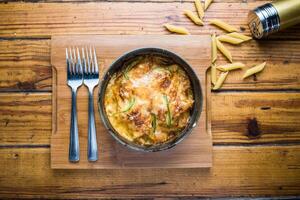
{"left": 187, "top": 89, "right": 193, "bottom": 97}
{"left": 152, "top": 67, "right": 171, "bottom": 74}
{"left": 123, "top": 57, "right": 143, "bottom": 80}
{"left": 123, "top": 71, "right": 130, "bottom": 80}
{"left": 168, "top": 64, "right": 179, "bottom": 73}
{"left": 163, "top": 95, "right": 172, "bottom": 126}
{"left": 151, "top": 113, "right": 157, "bottom": 133}
{"left": 156, "top": 56, "right": 172, "bottom": 66}
{"left": 121, "top": 97, "right": 136, "bottom": 112}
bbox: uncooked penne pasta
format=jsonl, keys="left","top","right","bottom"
{"left": 194, "top": 0, "right": 204, "bottom": 19}
{"left": 217, "top": 35, "right": 244, "bottom": 45}
{"left": 184, "top": 10, "right": 203, "bottom": 26}
{"left": 164, "top": 24, "right": 190, "bottom": 35}
{"left": 211, "top": 63, "right": 217, "bottom": 85}
{"left": 204, "top": 0, "right": 213, "bottom": 10}
{"left": 217, "top": 62, "right": 245, "bottom": 72}
{"left": 243, "top": 62, "right": 266, "bottom": 79}
{"left": 211, "top": 34, "right": 217, "bottom": 63}
{"left": 216, "top": 39, "right": 233, "bottom": 62}
{"left": 213, "top": 72, "right": 228, "bottom": 90}
{"left": 227, "top": 32, "right": 252, "bottom": 41}
{"left": 209, "top": 19, "right": 238, "bottom": 32}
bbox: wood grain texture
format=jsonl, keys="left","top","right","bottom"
{"left": 0, "top": 93, "right": 51, "bottom": 146}
{"left": 212, "top": 92, "right": 300, "bottom": 145}
{"left": 0, "top": 2, "right": 299, "bottom": 39}
{"left": 0, "top": 91, "right": 299, "bottom": 146}
{"left": 215, "top": 40, "right": 300, "bottom": 90}
{"left": 0, "top": 0, "right": 299, "bottom": 198}
{"left": 0, "top": 39, "right": 51, "bottom": 92}
{"left": 0, "top": 0, "right": 271, "bottom": 3}
{"left": 0, "top": 39, "right": 299, "bottom": 92}
{"left": 0, "top": 146, "right": 300, "bottom": 198}
{"left": 51, "top": 35, "right": 212, "bottom": 169}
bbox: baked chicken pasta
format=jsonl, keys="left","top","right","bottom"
{"left": 104, "top": 55, "right": 194, "bottom": 146}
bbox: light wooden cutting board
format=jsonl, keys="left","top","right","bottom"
{"left": 51, "top": 35, "right": 212, "bottom": 169}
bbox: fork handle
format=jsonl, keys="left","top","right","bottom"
{"left": 88, "top": 88, "right": 98, "bottom": 161}
{"left": 69, "top": 89, "right": 80, "bottom": 162}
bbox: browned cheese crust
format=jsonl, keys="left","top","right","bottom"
{"left": 104, "top": 55, "right": 194, "bottom": 146}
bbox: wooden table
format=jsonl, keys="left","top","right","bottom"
{"left": 0, "top": 0, "right": 299, "bottom": 198}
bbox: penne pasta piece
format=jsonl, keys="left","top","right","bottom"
{"left": 216, "top": 39, "right": 233, "bottom": 62}
{"left": 216, "top": 62, "right": 245, "bottom": 71}
{"left": 213, "top": 72, "right": 228, "bottom": 90}
{"left": 164, "top": 24, "right": 190, "bottom": 35}
{"left": 211, "top": 33, "right": 217, "bottom": 63}
{"left": 184, "top": 10, "right": 203, "bottom": 26}
{"left": 243, "top": 62, "right": 267, "bottom": 79}
{"left": 204, "top": 0, "right": 213, "bottom": 10}
{"left": 209, "top": 19, "right": 238, "bottom": 32}
{"left": 211, "top": 63, "right": 217, "bottom": 85}
{"left": 194, "top": 0, "right": 204, "bottom": 19}
{"left": 217, "top": 35, "right": 244, "bottom": 45}
{"left": 227, "top": 32, "right": 252, "bottom": 41}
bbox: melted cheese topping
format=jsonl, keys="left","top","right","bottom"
{"left": 104, "top": 55, "right": 194, "bottom": 146}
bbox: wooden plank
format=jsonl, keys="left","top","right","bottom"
{"left": 212, "top": 92, "right": 300, "bottom": 145}
{"left": 0, "top": 93, "right": 51, "bottom": 146}
{"left": 0, "top": 39, "right": 51, "bottom": 92}
{"left": 0, "top": 2, "right": 299, "bottom": 39}
{"left": 0, "top": 39, "right": 299, "bottom": 92}
{"left": 50, "top": 35, "right": 212, "bottom": 169}
{"left": 0, "top": 92, "right": 299, "bottom": 146}
{"left": 215, "top": 40, "right": 300, "bottom": 90}
{"left": 0, "top": 146, "right": 300, "bottom": 198}
{"left": 1, "top": 0, "right": 271, "bottom": 3}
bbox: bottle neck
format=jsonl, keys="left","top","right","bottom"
{"left": 248, "top": 3, "right": 280, "bottom": 39}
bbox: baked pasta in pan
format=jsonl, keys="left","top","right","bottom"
{"left": 104, "top": 55, "right": 194, "bottom": 146}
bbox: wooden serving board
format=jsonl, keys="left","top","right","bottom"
{"left": 51, "top": 35, "right": 212, "bottom": 169}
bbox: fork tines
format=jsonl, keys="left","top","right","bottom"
{"left": 66, "top": 47, "right": 83, "bottom": 77}
{"left": 81, "top": 47, "right": 99, "bottom": 76}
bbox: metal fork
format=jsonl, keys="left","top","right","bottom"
{"left": 82, "top": 47, "right": 99, "bottom": 162}
{"left": 66, "top": 47, "right": 83, "bottom": 162}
